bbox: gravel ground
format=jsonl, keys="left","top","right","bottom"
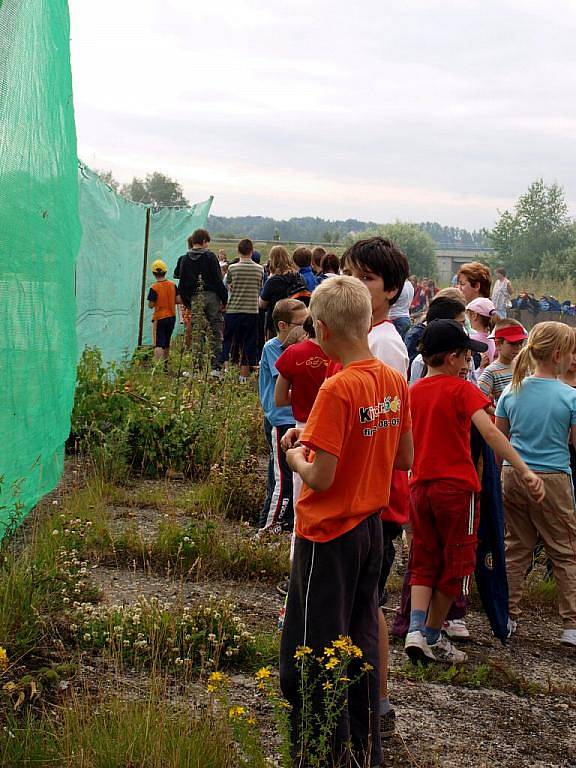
{"left": 33, "top": 470, "right": 576, "bottom": 767}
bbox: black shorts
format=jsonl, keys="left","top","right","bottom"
{"left": 222, "top": 312, "right": 259, "bottom": 366}
{"left": 155, "top": 316, "right": 176, "bottom": 349}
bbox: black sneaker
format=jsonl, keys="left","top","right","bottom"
{"left": 276, "top": 579, "right": 290, "bottom": 597}
{"left": 380, "top": 709, "right": 396, "bottom": 739}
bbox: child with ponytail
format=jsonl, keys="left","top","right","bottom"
{"left": 495, "top": 321, "right": 576, "bottom": 647}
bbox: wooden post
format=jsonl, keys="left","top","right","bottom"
{"left": 138, "top": 207, "right": 152, "bottom": 347}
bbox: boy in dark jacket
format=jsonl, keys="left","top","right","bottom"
{"left": 174, "top": 228, "right": 228, "bottom": 371}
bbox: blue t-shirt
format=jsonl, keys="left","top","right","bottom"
{"left": 299, "top": 266, "right": 318, "bottom": 292}
{"left": 495, "top": 377, "right": 576, "bottom": 474}
{"left": 259, "top": 337, "right": 294, "bottom": 426}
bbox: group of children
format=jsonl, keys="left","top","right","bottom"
{"left": 148, "top": 233, "right": 576, "bottom": 766}
{"left": 254, "top": 242, "right": 576, "bottom": 767}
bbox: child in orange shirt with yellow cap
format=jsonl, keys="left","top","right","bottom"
{"left": 148, "top": 259, "right": 179, "bottom": 363}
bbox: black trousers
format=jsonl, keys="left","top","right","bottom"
{"left": 280, "top": 514, "right": 383, "bottom": 767}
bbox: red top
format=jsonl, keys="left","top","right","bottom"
{"left": 410, "top": 375, "right": 490, "bottom": 492}
{"left": 275, "top": 339, "right": 330, "bottom": 423}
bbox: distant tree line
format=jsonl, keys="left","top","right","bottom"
{"left": 207, "top": 214, "right": 488, "bottom": 247}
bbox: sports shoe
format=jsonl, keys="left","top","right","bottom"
{"left": 380, "top": 709, "right": 396, "bottom": 739}
{"left": 276, "top": 579, "right": 290, "bottom": 597}
{"left": 428, "top": 631, "right": 467, "bottom": 664}
{"left": 507, "top": 618, "right": 518, "bottom": 638}
{"left": 210, "top": 368, "right": 222, "bottom": 378}
{"left": 255, "top": 522, "right": 283, "bottom": 539}
{"left": 443, "top": 619, "right": 470, "bottom": 641}
{"left": 404, "top": 630, "right": 435, "bottom": 664}
{"left": 560, "top": 629, "right": 576, "bottom": 647}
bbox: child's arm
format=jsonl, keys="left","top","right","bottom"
{"left": 473, "top": 409, "right": 545, "bottom": 501}
{"left": 286, "top": 446, "right": 337, "bottom": 492}
{"left": 394, "top": 430, "right": 414, "bottom": 470}
{"left": 274, "top": 374, "right": 291, "bottom": 407}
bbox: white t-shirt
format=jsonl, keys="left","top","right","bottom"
{"left": 368, "top": 320, "right": 408, "bottom": 379}
{"left": 389, "top": 280, "right": 415, "bottom": 320}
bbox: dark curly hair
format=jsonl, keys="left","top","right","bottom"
{"left": 342, "top": 236, "right": 409, "bottom": 306}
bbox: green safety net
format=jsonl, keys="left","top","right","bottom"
{"left": 0, "top": 0, "right": 81, "bottom": 532}
{"left": 76, "top": 166, "right": 213, "bottom": 360}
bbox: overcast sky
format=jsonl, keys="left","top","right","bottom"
{"left": 69, "top": 0, "right": 576, "bottom": 229}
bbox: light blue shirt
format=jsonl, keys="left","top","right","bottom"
{"left": 495, "top": 377, "right": 576, "bottom": 474}
{"left": 258, "top": 337, "right": 294, "bottom": 426}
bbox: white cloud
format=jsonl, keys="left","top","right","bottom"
{"left": 69, "top": 0, "right": 576, "bottom": 228}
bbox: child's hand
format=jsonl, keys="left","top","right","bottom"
{"left": 286, "top": 445, "right": 308, "bottom": 471}
{"left": 281, "top": 428, "right": 302, "bottom": 452}
{"left": 523, "top": 471, "right": 545, "bottom": 503}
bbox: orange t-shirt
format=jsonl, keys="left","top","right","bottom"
{"left": 296, "top": 358, "right": 411, "bottom": 543}
{"left": 148, "top": 279, "right": 177, "bottom": 321}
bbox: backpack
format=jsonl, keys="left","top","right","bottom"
{"left": 283, "top": 273, "right": 310, "bottom": 306}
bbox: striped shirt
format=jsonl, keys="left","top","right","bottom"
{"left": 226, "top": 260, "right": 264, "bottom": 313}
{"left": 478, "top": 360, "right": 513, "bottom": 403}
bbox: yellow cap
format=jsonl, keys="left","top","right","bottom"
{"left": 151, "top": 259, "right": 168, "bottom": 273}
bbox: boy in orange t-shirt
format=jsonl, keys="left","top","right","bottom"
{"left": 279, "top": 276, "right": 413, "bottom": 768}
{"left": 147, "top": 259, "right": 179, "bottom": 363}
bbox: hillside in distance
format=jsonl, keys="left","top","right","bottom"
{"left": 207, "top": 214, "right": 488, "bottom": 246}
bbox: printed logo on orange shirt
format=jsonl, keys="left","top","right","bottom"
{"left": 359, "top": 396, "right": 402, "bottom": 437}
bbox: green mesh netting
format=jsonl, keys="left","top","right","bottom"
{"left": 0, "top": 0, "right": 81, "bottom": 532}
{"left": 77, "top": 166, "right": 213, "bottom": 359}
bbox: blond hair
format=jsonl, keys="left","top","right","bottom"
{"left": 268, "top": 245, "right": 297, "bottom": 275}
{"left": 309, "top": 275, "right": 372, "bottom": 342}
{"left": 433, "top": 287, "right": 465, "bottom": 305}
{"left": 512, "top": 321, "right": 575, "bottom": 390}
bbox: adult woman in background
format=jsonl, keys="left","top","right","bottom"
{"left": 457, "top": 261, "right": 492, "bottom": 302}
{"left": 492, "top": 267, "right": 513, "bottom": 318}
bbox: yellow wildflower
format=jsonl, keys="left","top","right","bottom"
{"left": 255, "top": 667, "right": 272, "bottom": 681}
{"left": 207, "top": 670, "right": 228, "bottom": 692}
{"left": 228, "top": 706, "right": 246, "bottom": 719}
{"left": 247, "top": 716, "right": 256, "bottom": 725}
{"left": 325, "top": 657, "right": 339, "bottom": 670}
{"left": 294, "top": 645, "right": 313, "bottom": 660}
{"left": 0, "top": 648, "right": 8, "bottom": 670}
{"left": 323, "top": 647, "right": 335, "bottom": 657}
{"left": 322, "top": 681, "right": 333, "bottom": 690}
{"left": 361, "top": 662, "right": 373, "bottom": 672}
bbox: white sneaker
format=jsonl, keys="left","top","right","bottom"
{"left": 429, "top": 632, "right": 468, "bottom": 664}
{"left": 443, "top": 619, "right": 470, "bottom": 641}
{"left": 210, "top": 368, "right": 222, "bottom": 377}
{"left": 507, "top": 618, "right": 518, "bottom": 638}
{"left": 560, "top": 629, "right": 576, "bottom": 647}
{"left": 404, "top": 631, "right": 435, "bottom": 664}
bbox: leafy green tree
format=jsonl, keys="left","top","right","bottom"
{"left": 121, "top": 172, "right": 189, "bottom": 208}
{"left": 352, "top": 222, "right": 437, "bottom": 278}
{"left": 95, "top": 169, "right": 120, "bottom": 193}
{"left": 488, "top": 179, "right": 575, "bottom": 276}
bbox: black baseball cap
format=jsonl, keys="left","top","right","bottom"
{"left": 421, "top": 319, "right": 488, "bottom": 356}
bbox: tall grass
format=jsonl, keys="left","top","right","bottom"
{"left": 0, "top": 694, "right": 257, "bottom": 767}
